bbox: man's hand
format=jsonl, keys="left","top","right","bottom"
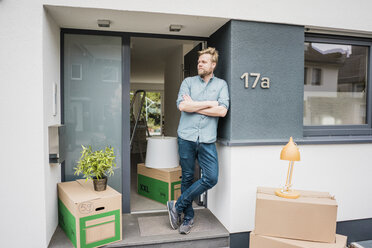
{"left": 178, "top": 95, "right": 218, "bottom": 112}
{"left": 183, "top": 94, "right": 193, "bottom": 102}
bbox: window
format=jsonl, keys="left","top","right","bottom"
{"left": 304, "top": 67, "right": 322, "bottom": 86}
{"left": 311, "top": 68, "right": 321, "bottom": 86}
{"left": 304, "top": 34, "right": 372, "bottom": 136}
{"left": 71, "top": 64, "right": 82, "bottom": 80}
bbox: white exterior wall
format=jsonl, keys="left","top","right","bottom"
{"left": 0, "top": 1, "right": 48, "bottom": 247}
{"left": 209, "top": 144, "right": 372, "bottom": 233}
{"left": 208, "top": 144, "right": 233, "bottom": 231}
{"left": 42, "top": 8, "right": 61, "bottom": 244}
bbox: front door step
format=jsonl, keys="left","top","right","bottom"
{"left": 107, "top": 208, "right": 229, "bottom": 248}
{"left": 48, "top": 208, "right": 230, "bottom": 248}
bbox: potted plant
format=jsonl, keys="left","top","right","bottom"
{"left": 74, "top": 145, "right": 116, "bottom": 191}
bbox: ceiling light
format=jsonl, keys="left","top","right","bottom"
{"left": 97, "top": 20, "right": 111, "bottom": 28}
{"left": 169, "top": 24, "right": 182, "bottom": 32}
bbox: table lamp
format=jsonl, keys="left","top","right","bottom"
{"left": 275, "top": 137, "right": 301, "bottom": 199}
{"left": 145, "top": 136, "right": 179, "bottom": 169}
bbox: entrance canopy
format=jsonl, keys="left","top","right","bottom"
{"left": 45, "top": 5, "right": 229, "bottom": 37}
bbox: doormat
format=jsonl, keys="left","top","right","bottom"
{"left": 137, "top": 215, "right": 205, "bottom": 236}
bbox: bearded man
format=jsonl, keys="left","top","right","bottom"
{"left": 167, "top": 47, "right": 229, "bottom": 234}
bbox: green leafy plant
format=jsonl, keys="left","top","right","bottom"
{"left": 74, "top": 145, "right": 116, "bottom": 180}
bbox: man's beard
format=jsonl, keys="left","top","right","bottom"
{"left": 198, "top": 68, "right": 212, "bottom": 78}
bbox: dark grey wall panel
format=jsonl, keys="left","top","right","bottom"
{"left": 209, "top": 21, "right": 232, "bottom": 140}
{"left": 337, "top": 218, "right": 372, "bottom": 245}
{"left": 210, "top": 20, "right": 305, "bottom": 142}
{"left": 230, "top": 231, "right": 250, "bottom": 248}
{"left": 230, "top": 21, "right": 304, "bottom": 141}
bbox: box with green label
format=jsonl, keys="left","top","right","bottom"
{"left": 57, "top": 180, "right": 122, "bottom": 248}
{"left": 137, "top": 163, "right": 182, "bottom": 205}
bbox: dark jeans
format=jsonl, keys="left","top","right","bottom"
{"left": 175, "top": 137, "right": 219, "bottom": 221}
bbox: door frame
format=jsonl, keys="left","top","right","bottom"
{"left": 61, "top": 28, "right": 207, "bottom": 213}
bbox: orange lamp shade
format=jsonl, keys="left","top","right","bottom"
{"left": 280, "top": 137, "right": 300, "bottom": 161}
{"left": 276, "top": 137, "right": 301, "bottom": 199}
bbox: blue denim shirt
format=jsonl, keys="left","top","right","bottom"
{"left": 176, "top": 75, "right": 229, "bottom": 143}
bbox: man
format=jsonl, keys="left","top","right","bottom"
{"left": 167, "top": 47, "right": 229, "bottom": 234}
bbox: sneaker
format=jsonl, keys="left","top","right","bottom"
{"left": 179, "top": 218, "right": 194, "bottom": 234}
{"left": 167, "top": 200, "right": 180, "bottom": 229}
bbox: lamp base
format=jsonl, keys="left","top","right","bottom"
{"left": 275, "top": 188, "right": 300, "bottom": 199}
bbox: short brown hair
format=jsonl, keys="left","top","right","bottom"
{"left": 198, "top": 47, "right": 219, "bottom": 64}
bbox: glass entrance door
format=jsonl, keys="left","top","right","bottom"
{"left": 63, "top": 34, "right": 123, "bottom": 193}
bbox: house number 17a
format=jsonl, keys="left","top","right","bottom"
{"left": 240, "top": 73, "right": 270, "bottom": 89}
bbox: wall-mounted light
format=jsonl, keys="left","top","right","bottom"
{"left": 169, "top": 24, "right": 182, "bottom": 32}
{"left": 97, "top": 19, "right": 111, "bottom": 28}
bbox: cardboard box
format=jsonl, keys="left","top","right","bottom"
{"left": 58, "top": 180, "right": 122, "bottom": 248}
{"left": 255, "top": 187, "right": 337, "bottom": 243}
{"left": 250, "top": 232, "right": 347, "bottom": 248}
{"left": 137, "top": 163, "right": 181, "bottom": 205}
